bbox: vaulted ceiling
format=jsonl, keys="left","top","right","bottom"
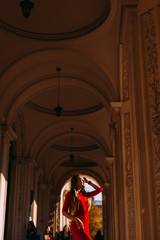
{"left": 0, "top": 0, "right": 123, "bottom": 187}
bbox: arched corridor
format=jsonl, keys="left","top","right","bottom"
{"left": 0, "top": 1, "right": 160, "bottom": 239}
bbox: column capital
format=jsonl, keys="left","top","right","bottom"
{"left": 109, "top": 122, "right": 116, "bottom": 131}
{"left": 26, "top": 157, "right": 37, "bottom": 168}
{"left": 104, "top": 182, "right": 110, "bottom": 189}
{"left": 106, "top": 157, "right": 114, "bottom": 166}
{"left": 34, "top": 167, "right": 43, "bottom": 177}
{"left": 105, "top": 157, "right": 113, "bottom": 184}
{"left": 0, "top": 115, "right": 5, "bottom": 124}
{"left": 110, "top": 102, "right": 123, "bottom": 111}
{"left": 1, "top": 123, "right": 17, "bottom": 141}
{"left": 47, "top": 183, "right": 53, "bottom": 191}
{"left": 18, "top": 156, "right": 27, "bottom": 165}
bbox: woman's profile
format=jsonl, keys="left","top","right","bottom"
{"left": 62, "top": 174, "right": 103, "bottom": 240}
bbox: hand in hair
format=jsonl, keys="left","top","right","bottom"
{"left": 83, "top": 177, "right": 89, "bottom": 183}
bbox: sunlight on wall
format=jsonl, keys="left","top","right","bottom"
{"left": 0, "top": 173, "right": 7, "bottom": 239}
{"left": 32, "top": 200, "right": 37, "bottom": 226}
{"left": 60, "top": 181, "right": 70, "bottom": 230}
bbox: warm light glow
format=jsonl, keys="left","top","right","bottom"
{"left": 60, "top": 181, "right": 70, "bottom": 229}
{"left": 60, "top": 175, "right": 102, "bottom": 230}
{"left": 32, "top": 200, "right": 37, "bottom": 226}
{"left": 0, "top": 173, "right": 7, "bottom": 239}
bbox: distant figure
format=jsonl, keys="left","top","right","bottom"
{"left": 50, "top": 226, "right": 54, "bottom": 238}
{"left": 26, "top": 220, "right": 37, "bottom": 240}
{"left": 55, "top": 226, "right": 62, "bottom": 240}
{"left": 61, "top": 225, "right": 70, "bottom": 240}
{"left": 93, "top": 230, "right": 104, "bottom": 240}
{"left": 43, "top": 226, "right": 53, "bottom": 240}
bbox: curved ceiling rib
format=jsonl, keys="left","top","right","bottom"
{"left": 0, "top": 0, "right": 111, "bottom": 40}
{"left": 27, "top": 101, "right": 104, "bottom": 116}
{"left": 51, "top": 144, "right": 99, "bottom": 152}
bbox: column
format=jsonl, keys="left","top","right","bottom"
{"left": 119, "top": 5, "right": 143, "bottom": 240}
{"left": 37, "top": 182, "right": 46, "bottom": 237}
{"left": 110, "top": 102, "right": 126, "bottom": 240}
{"left": 12, "top": 158, "right": 34, "bottom": 240}
{"left": 139, "top": 4, "right": 160, "bottom": 239}
{"left": 56, "top": 201, "right": 60, "bottom": 229}
{"left": 0, "top": 124, "right": 17, "bottom": 240}
{"left": 105, "top": 157, "right": 114, "bottom": 240}
{"left": 37, "top": 182, "right": 51, "bottom": 237}
{"left": 32, "top": 167, "right": 43, "bottom": 228}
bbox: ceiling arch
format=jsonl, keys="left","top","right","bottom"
{"left": 43, "top": 143, "right": 109, "bottom": 186}
{"left": 0, "top": 0, "right": 113, "bottom": 41}
{"left": 0, "top": 48, "right": 118, "bottom": 124}
{"left": 27, "top": 100, "right": 104, "bottom": 117}
{"left": 53, "top": 169, "right": 106, "bottom": 195}
{"left": 29, "top": 118, "right": 110, "bottom": 161}
{"left": 4, "top": 73, "right": 113, "bottom": 124}
{"left": 47, "top": 153, "right": 104, "bottom": 181}
{"left": 0, "top": 48, "right": 117, "bottom": 96}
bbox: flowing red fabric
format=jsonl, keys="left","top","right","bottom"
{"left": 62, "top": 187, "right": 103, "bottom": 240}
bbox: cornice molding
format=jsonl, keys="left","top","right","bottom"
{"left": 27, "top": 101, "right": 104, "bottom": 116}
{"left": 0, "top": 4, "right": 110, "bottom": 41}
{"left": 60, "top": 161, "right": 98, "bottom": 167}
{"left": 110, "top": 101, "right": 123, "bottom": 110}
{"left": 51, "top": 144, "right": 99, "bottom": 152}
{"left": 119, "top": 5, "right": 137, "bottom": 44}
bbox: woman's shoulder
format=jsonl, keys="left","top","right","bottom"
{"left": 65, "top": 191, "right": 72, "bottom": 199}
{"left": 66, "top": 191, "right": 71, "bottom": 196}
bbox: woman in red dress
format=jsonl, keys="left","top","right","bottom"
{"left": 62, "top": 174, "right": 103, "bottom": 240}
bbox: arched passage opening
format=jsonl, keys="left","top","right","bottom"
{"left": 0, "top": 48, "right": 116, "bottom": 240}
{"left": 51, "top": 173, "right": 105, "bottom": 239}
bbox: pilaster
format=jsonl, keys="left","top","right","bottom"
{"left": 9, "top": 157, "right": 43, "bottom": 240}
{"left": 119, "top": 14, "right": 138, "bottom": 237}
{"left": 119, "top": 4, "right": 145, "bottom": 240}
{"left": 37, "top": 182, "right": 51, "bottom": 237}
{"left": 140, "top": 5, "right": 160, "bottom": 239}
{"left": 0, "top": 123, "right": 17, "bottom": 240}
{"left": 110, "top": 103, "right": 126, "bottom": 240}
{"left": 32, "top": 167, "right": 42, "bottom": 226}
{"left": 105, "top": 157, "right": 114, "bottom": 240}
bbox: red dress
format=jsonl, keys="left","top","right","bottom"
{"left": 43, "top": 234, "right": 53, "bottom": 240}
{"left": 62, "top": 187, "right": 103, "bottom": 240}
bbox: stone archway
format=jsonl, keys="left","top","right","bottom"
{"left": 57, "top": 174, "right": 104, "bottom": 238}
{"left": 0, "top": 47, "right": 117, "bottom": 240}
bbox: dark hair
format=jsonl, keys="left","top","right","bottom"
{"left": 70, "top": 174, "right": 88, "bottom": 197}
{"left": 62, "top": 225, "right": 67, "bottom": 232}
{"left": 44, "top": 226, "right": 51, "bottom": 235}
{"left": 97, "top": 230, "right": 101, "bottom": 235}
{"left": 69, "top": 174, "right": 91, "bottom": 214}
{"left": 71, "top": 174, "right": 79, "bottom": 191}
{"left": 28, "top": 220, "right": 36, "bottom": 230}
{"left": 26, "top": 221, "right": 37, "bottom": 239}
{"left": 61, "top": 225, "right": 70, "bottom": 240}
